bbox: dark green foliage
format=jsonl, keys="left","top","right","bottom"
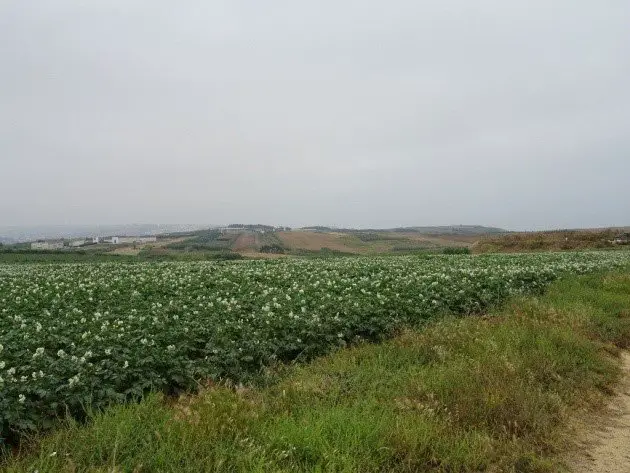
{"left": 0, "top": 251, "right": 135, "bottom": 264}
{"left": 352, "top": 232, "right": 406, "bottom": 242}
{"left": 290, "top": 247, "right": 356, "bottom": 257}
{"left": 442, "top": 247, "right": 471, "bottom": 255}
{"left": 137, "top": 249, "right": 242, "bottom": 261}
{"left": 165, "top": 230, "right": 230, "bottom": 251}
{"left": 259, "top": 244, "right": 285, "bottom": 254}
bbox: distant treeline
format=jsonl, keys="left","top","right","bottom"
{"left": 301, "top": 226, "right": 507, "bottom": 236}
{"left": 227, "top": 224, "right": 291, "bottom": 231}
{"left": 166, "top": 230, "right": 230, "bottom": 251}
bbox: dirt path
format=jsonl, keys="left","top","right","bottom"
{"left": 570, "top": 352, "right": 630, "bottom": 473}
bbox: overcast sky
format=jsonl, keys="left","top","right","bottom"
{"left": 1, "top": 1, "right": 629, "bottom": 230}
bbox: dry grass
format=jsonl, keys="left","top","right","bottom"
{"left": 277, "top": 231, "right": 363, "bottom": 253}
{"left": 278, "top": 231, "right": 474, "bottom": 255}
{"left": 474, "top": 229, "right": 628, "bottom": 253}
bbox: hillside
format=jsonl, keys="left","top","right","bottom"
{"left": 299, "top": 225, "right": 507, "bottom": 235}
{"left": 402, "top": 225, "right": 507, "bottom": 235}
{"left": 474, "top": 228, "right": 630, "bottom": 253}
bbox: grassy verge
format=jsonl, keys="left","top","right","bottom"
{"left": 473, "top": 229, "right": 630, "bottom": 253}
{"left": 4, "top": 271, "right": 630, "bottom": 472}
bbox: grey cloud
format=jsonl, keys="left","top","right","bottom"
{"left": 1, "top": 1, "right": 629, "bottom": 229}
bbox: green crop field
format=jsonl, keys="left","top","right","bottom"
{"left": 1, "top": 251, "right": 630, "bottom": 441}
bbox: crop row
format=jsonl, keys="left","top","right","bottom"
{"left": 1, "top": 251, "right": 629, "bottom": 439}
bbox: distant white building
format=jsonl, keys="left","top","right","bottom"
{"left": 31, "top": 240, "right": 64, "bottom": 250}
{"left": 108, "top": 236, "right": 157, "bottom": 245}
{"left": 219, "top": 227, "right": 248, "bottom": 235}
{"left": 69, "top": 240, "right": 85, "bottom": 247}
{"left": 92, "top": 236, "right": 101, "bottom": 244}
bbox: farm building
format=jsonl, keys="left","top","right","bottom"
{"left": 31, "top": 240, "right": 64, "bottom": 250}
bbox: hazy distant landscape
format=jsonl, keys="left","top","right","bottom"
{"left": 0, "top": 224, "right": 211, "bottom": 244}
{"left": 2, "top": 224, "right": 628, "bottom": 263}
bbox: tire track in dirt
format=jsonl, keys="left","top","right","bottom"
{"left": 570, "top": 352, "right": 630, "bottom": 473}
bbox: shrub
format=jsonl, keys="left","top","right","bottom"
{"left": 442, "top": 247, "right": 471, "bottom": 255}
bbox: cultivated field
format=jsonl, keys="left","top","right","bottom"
{"left": 1, "top": 251, "right": 630, "bottom": 441}
{"left": 276, "top": 230, "right": 473, "bottom": 255}
{"left": 277, "top": 231, "right": 362, "bottom": 253}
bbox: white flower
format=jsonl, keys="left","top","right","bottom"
{"left": 123, "top": 360, "right": 129, "bottom": 369}
{"left": 7, "top": 367, "right": 16, "bottom": 375}
{"left": 35, "top": 322, "right": 42, "bottom": 332}
{"left": 105, "top": 348, "right": 112, "bottom": 355}
{"left": 57, "top": 349, "right": 66, "bottom": 358}
{"left": 32, "top": 347, "right": 45, "bottom": 358}
{"left": 0, "top": 361, "right": 5, "bottom": 369}
{"left": 0, "top": 343, "right": 3, "bottom": 353}
{"left": 68, "top": 374, "right": 80, "bottom": 387}
{"left": 167, "top": 345, "right": 176, "bottom": 351}
{"left": 18, "top": 394, "right": 26, "bottom": 403}
{"left": 141, "top": 338, "right": 148, "bottom": 345}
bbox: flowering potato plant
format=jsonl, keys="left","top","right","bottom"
{"left": 1, "top": 251, "right": 629, "bottom": 438}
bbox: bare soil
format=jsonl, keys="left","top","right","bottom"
{"left": 232, "top": 233, "right": 257, "bottom": 252}
{"left": 568, "top": 352, "right": 630, "bottom": 473}
{"left": 277, "top": 231, "right": 362, "bottom": 253}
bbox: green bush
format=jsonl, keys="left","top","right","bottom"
{"left": 442, "top": 247, "right": 471, "bottom": 255}
{"left": 259, "top": 244, "right": 285, "bottom": 254}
